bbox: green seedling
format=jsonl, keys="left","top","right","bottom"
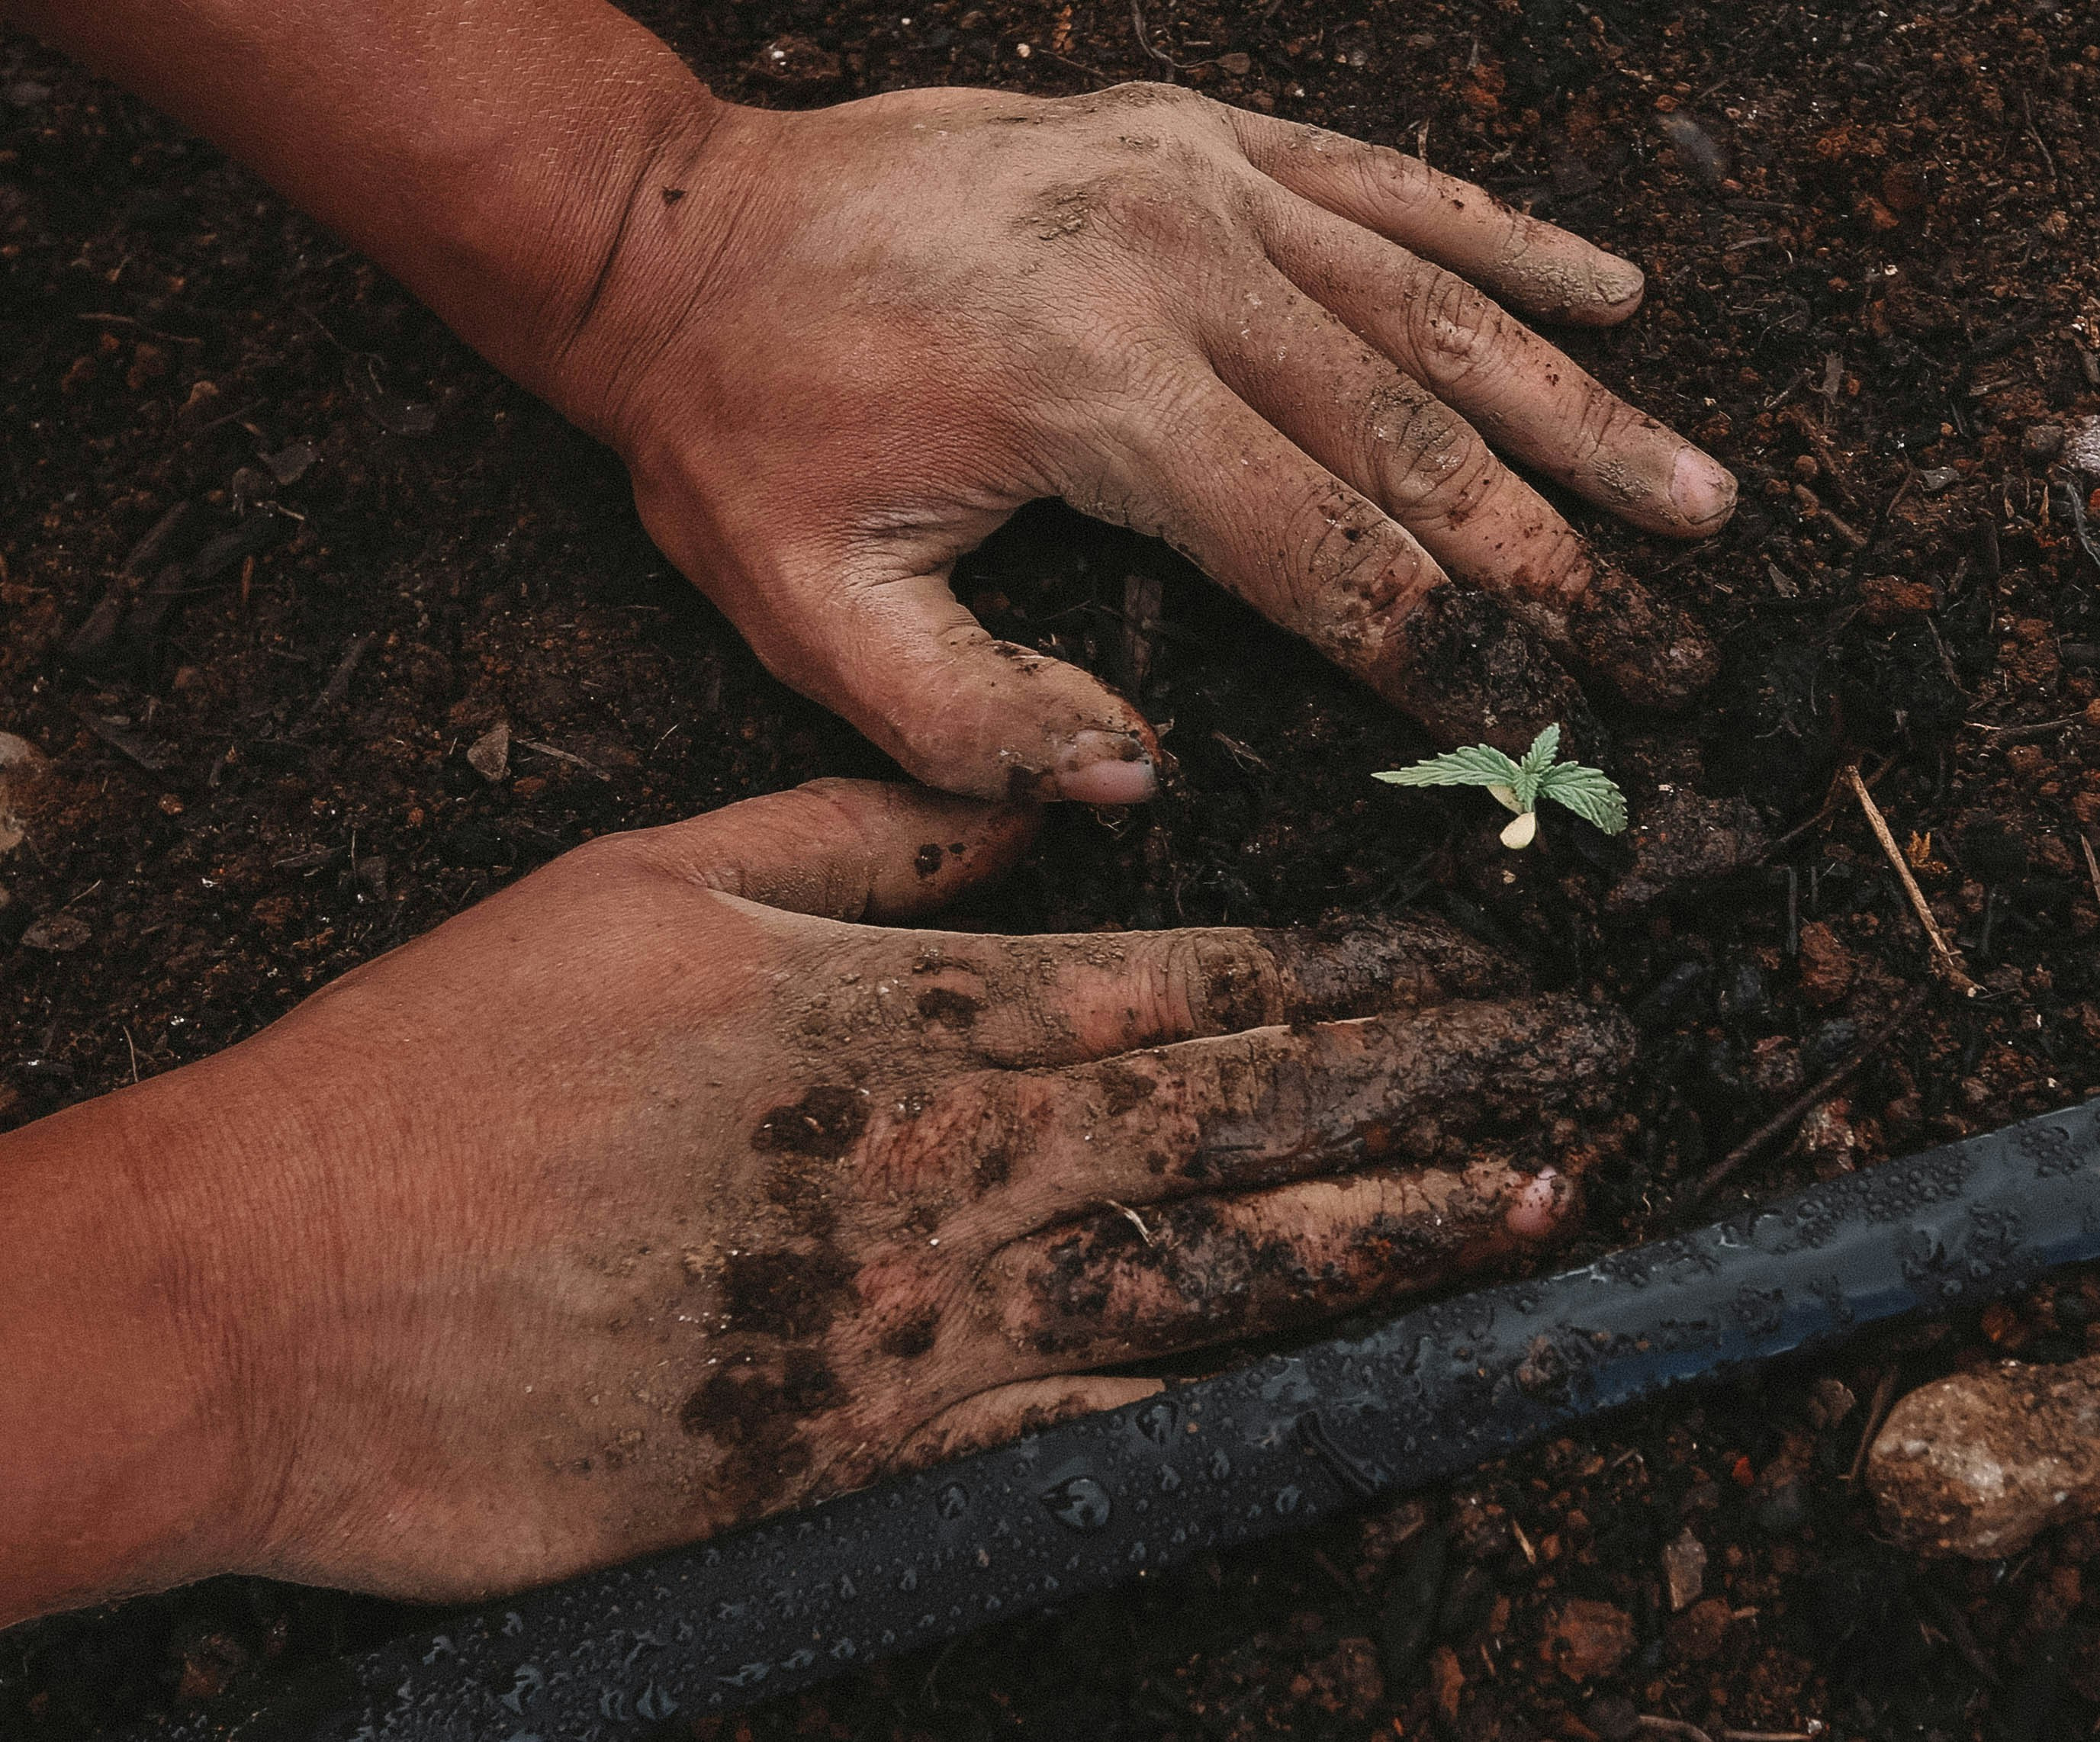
{"left": 1373, "top": 725, "right": 1627, "bottom": 850}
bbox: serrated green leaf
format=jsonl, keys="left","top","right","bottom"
{"left": 1512, "top": 724, "right": 1561, "bottom": 808}
{"left": 1536, "top": 762, "right": 1628, "bottom": 834}
{"left": 1372, "top": 744, "right": 1525, "bottom": 790}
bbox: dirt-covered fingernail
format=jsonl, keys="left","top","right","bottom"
{"left": 1593, "top": 258, "right": 1645, "bottom": 309}
{"left": 1670, "top": 448, "right": 1738, "bottom": 529}
{"left": 1053, "top": 731, "right": 1156, "bottom": 804}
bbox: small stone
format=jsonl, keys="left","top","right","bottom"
{"left": 1217, "top": 50, "right": 1252, "bottom": 74}
{"left": 2024, "top": 424, "right": 2066, "bottom": 463}
{"left": 1918, "top": 466, "right": 1961, "bottom": 493}
{"left": 21, "top": 911, "right": 92, "bottom": 953}
{"left": 1539, "top": 1598, "right": 1635, "bottom": 1683}
{"left": 1870, "top": 1354, "right": 2100, "bottom": 1558}
{"left": 1807, "top": 1376, "right": 1857, "bottom": 1429}
{"left": 1662, "top": 1525, "right": 1707, "bottom": 1611}
{"left": 0, "top": 731, "right": 50, "bottom": 862}
{"left": 466, "top": 722, "right": 511, "bottom": 783}
{"left": 1667, "top": 1596, "right": 1734, "bottom": 1663}
{"left": 262, "top": 442, "right": 318, "bottom": 486}
{"left": 2069, "top": 417, "right": 2100, "bottom": 477}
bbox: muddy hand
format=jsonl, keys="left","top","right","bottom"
{"left": 564, "top": 87, "right": 1735, "bottom": 795}
{"left": 0, "top": 781, "right": 1632, "bottom": 1616}
{"left": 24, "top": 0, "right": 1733, "bottom": 795}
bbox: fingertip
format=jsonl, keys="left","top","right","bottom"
{"left": 1504, "top": 1167, "right": 1572, "bottom": 1242}
{"left": 1669, "top": 447, "right": 1739, "bottom": 532}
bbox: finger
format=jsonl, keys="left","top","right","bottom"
{"left": 888, "top": 1377, "right": 1164, "bottom": 1474}
{"left": 1226, "top": 109, "right": 1646, "bottom": 329}
{"left": 1203, "top": 265, "right": 1715, "bottom": 706}
{"left": 892, "top": 914, "right": 1527, "bottom": 1069}
{"left": 908, "top": 994, "right": 1633, "bottom": 1221}
{"left": 1071, "top": 366, "right": 1593, "bottom": 753}
{"left": 1252, "top": 192, "right": 1736, "bottom": 539}
{"left": 982, "top": 1156, "right": 1578, "bottom": 1366}
{"left": 742, "top": 554, "right": 1158, "bottom": 805}
{"left": 627, "top": 776, "right": 1037, "bottom": 921}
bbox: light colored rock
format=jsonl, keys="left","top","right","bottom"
{"left": 1662, "top": 1525, "right": 1707, "bottom": 1611}
{"left": 466, "top": 721, "right": 510, "bottom": 783}
{"left": 1868, "top": 1353, "right": 2100, "bottom": 1558}
{"left": 2069, "top": 416, "right": 2100, "bottom": 477}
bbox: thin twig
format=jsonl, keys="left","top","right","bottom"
{"left": 1846, "top": 1367, "right": 1899, "bottom": 1484}
{"left": 1963, "top": 713, "right": 2087, "bottom": 744}
{"left": 1844, "top": 765, "right": 1980, "bottom": 998}
{"left": 1105, "top": 1200, "right": 1155, "bottom": 1246}
{"left": 1639, "top": 1718, "right": 1716, "bottom": 1742}
{"left": 2082, "top": 834, "right": 2100, "bottom": 910}
{"left": 2021, "top": 92, "right": 2060, "bottom": 188}
{"left": 1767, "top": 754, "right": 1893, "bottom": 856}
{"left": 1130, "top": 0, "right": 1179, "bottom": 78}
{"left": 76, "top": 311, "right": 204, "bottom": 346}
{"left": 1696, "top": 986, "right": 1930, "bottom": 1200}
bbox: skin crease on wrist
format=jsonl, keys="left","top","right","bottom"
{"left": 8, "top": 0, "right": 1733, "bottom": 805}
{"left": 0, "top": 779, "right": 1636, "bottom": 1625}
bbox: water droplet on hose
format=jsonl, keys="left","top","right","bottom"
{"left": 1041, "top": 1475, "right": 1112, "bottom": 1530}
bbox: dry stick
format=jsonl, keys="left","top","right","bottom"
{"left": 1844, "top": 764, "right": 1982, "bottom": 998}
{"left": 1767, "top": 752, "right": 1894, "bottom": 857}
{"left": 1695, "top": 985, "right": 1930, "bottom": 1201}
{"left": 1845, "top": 1366, "right": 1899, "bottom": 1484}
{"left": 2082, "top": 834, "right": 2100, "bottom": 910}
{"left": 1639, "top": 1718, "right": 1716, "bottom": 1742}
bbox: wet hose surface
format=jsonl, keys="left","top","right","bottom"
{"left": 130, "top": 1098, "right": 2100, "bottom": 1741}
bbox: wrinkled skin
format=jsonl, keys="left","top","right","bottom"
{"left": 0, "top": 780, "right": 1632, "bottom": 1615}
{"left": 553, "top": 83, "right": 1738, "bottom": 798}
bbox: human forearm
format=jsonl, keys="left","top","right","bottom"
{"left": 0, "top": 1065, "right": 278, "bottom": 1626}
{"left": 2, "top": 0, "right": 722, "bottom": 423}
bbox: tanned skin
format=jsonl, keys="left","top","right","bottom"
{"left": 0, "top": 0, "right": 1721, "bottom": 1625}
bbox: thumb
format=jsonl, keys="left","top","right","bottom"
{"left": 749, "top": 561, "right": 1159, "bottom": 805}
{"left": 627, "top": 777, "right": 1039, "bottom": 923}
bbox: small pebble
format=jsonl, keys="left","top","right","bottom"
{"left": 1919, "top": 465, "right": 1961, "bottom": 493}
{"left": 1662, "top": 1525, "right": 1706, "bottom": 1611}
{"left": 2069, "top": 416, "right": 2100, "bottom": 477}
{"left": 2024, "top": 424, "right": 2066, "bottom": 463}
{"left": 1869, "top": 1353, "right": 2100, "bottom": 1557}
{"left": 466, "top": 722, "right": 512, "bottom": 783}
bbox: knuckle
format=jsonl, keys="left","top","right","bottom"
{"left": 1162, "top": 930, "right": 1285, "bottom": 1035}
{"left": 1407, "top": 272, "right": 1511, "bottom": 389}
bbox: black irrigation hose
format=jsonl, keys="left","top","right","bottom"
{"left": 133, "top": 1098, "right": 2100, "bottom": 1742}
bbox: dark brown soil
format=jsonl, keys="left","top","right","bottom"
{"left": 5, "top": 0, "right": 2100, "bottom": 1735}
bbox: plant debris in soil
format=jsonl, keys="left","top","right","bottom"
{"left": 4, "top": 0, "right": 2100, "bottom": 1734}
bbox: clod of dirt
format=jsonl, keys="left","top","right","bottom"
{"left": 1858, "top": 575, "right": 1937, "bottom": 624}
{"left": 1605, "top": 786, "right": 1767, "bottom": 912}
{"left": 1869, "top": 1355, "right": 2100, "bottom": 1558}
{"left": 1667, "top": 1596, "right": 1735, "bottom": 1664}
{"left": 1794, "top": 921, "right": 1855, "bottom": 1008}
{"left": 2023, "top": 424, "right": 2066, "bottom": 463}
{"left": 1662, "top": 1525, "right": 1707, "bottom": 1611}
{"left": 1807, "top": 1376, "right": 1857, "bottom": 1429}
{"left": 466, "top": 722, "right": 512, "bottom": 783}
{"left": 0, "top": 731, "right": 47, "bottom": 861}
{"left": 1539, "top": 1598, "right": 1635, "bottom": 1682}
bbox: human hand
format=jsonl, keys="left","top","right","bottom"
{"left": 558, "top": 83, "right": 1737, "bottom": 801}
{"left": 0, "top": 779, "right": 1632, "bottom": 1615}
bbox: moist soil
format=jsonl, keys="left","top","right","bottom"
{"left": 4, "top": 0, "right": 2100, "bottom": 1735}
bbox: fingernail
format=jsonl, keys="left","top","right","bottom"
{"left": 1594, "top": 259, "right": 1645, "bottom": 307}
{"left": 1670, "top": 448, "right": 1738, "bottom": 528}
{"left": 1054, "top": 731, "right": 1156, "bottom": 805}
{"left": 1505, "top": 1168, "right": 1565, "bottom": 1241}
